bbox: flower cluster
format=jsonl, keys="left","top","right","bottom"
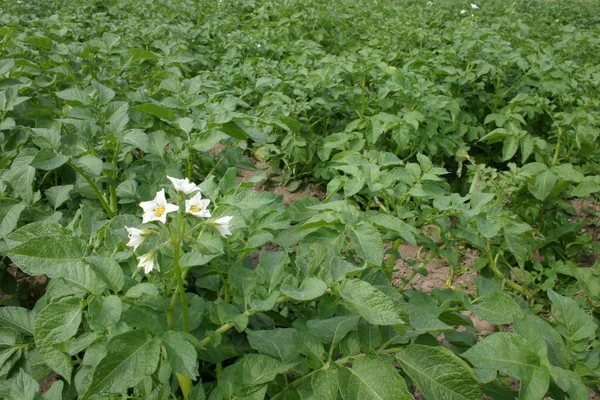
{"left": 125, "top": 176, "right": 234, "bottom": 274}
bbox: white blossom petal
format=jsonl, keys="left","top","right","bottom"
{"left": 185, "top": 193, "right": 212, "bottom": 218}
{"left": 167, "top": 176, "right": 200, "bottom": 194}
{"left": 137, "top": 253, "right": 158, "bottom": 274}
{"left": 214, "top": 216, "right": 233, "bottom": 238}
{"left": 139, "top": 189, "right": 179, "bottom": 224}
{"left": 125, "top": 226, "right": 145, "bottom": 251}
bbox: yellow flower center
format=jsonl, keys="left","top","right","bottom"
{"left": 154, "top": 206, "right": 166, "bottom": 217}
{"left": 190, "top": 205, "right": 200, "bottom": 212}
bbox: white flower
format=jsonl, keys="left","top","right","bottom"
{"left": 471, "top": 3, "right": 479, "bottom": 9}
{"left": 427, "top": 1, "right": 433, "bottom": 5}
{"left": 185, "top": 193, "right": 211, "bottom": 218}
{"left": 139, "top": 189, "right": 179, "bottom": 224}
{"left": 213, "top": 216, "right": 233, "bottom": 238}
{"left": 460, "top": 9, "right": 467, "bottom": 14}
{"left": 137, "top": 253, "right": 158, "bottom": 274}
{"left": 124, "top": 226, "right": 150, "bottom": 251}
{"left": 167, "top": 176, "right": 199, "bottom": 194}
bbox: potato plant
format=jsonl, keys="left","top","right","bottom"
{"left": 0, "top": 0, "right": 599, "bottom": 399}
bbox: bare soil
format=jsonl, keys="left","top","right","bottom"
{"left": 391, "top": 244, "right": 479, "bottom": 295}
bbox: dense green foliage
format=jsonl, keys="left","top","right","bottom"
{"left": 0, "top": 0, "right": 600, "bottom": 398}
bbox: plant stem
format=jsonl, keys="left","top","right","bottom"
{"left": 551, "top": 127, "right": 563, "bottom": 167}
{"left": 398, "top": 252, "right": 435, "bottom": 291}
{"left": 173, "top": 241, "right": 190, "bottom": 333}
{"left": 486, "top": 239, "right": 534, "bottom": 298}
{"left": 68, "top": 161, "right": 115, "bottom": 217}
{"left": 270, "top": 366, "right": 325, "bottom": 400}
{"left": 197, "top": 295, "right": 290, "bottom": 348}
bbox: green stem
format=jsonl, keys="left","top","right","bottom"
{"left": 109, "top": 185, "right": 117, "bottom": 214}
{"left": 398, "top": 252, "right": 435, "bottom": 291}
{"left": 272, "top": 343, "right": 414, "bottom": 400}
{"left": 68, "top": 161, "right": 115, "bottom": 217}
{"left": 270, "top": 366, "right": 326, "bottom": 400}
{"left": 415, "top": 212, "right": 459, "bottom": 227}
{"left": 486, "top": 239, "right": 534, "bottom": 298}
{"left": 173, "top": 241, "right": 190, "bottom": 333}
{"left": 551, "top": 127, "right": 563, "bottom": 167}
{"left": 197, "top": 296, "right": 290, "bottom": 348}
{"left": 385, "top": 239, "right": 401, "bottom": 280}
{"left": 359, "top": 76, "right": 367, "bottom": 120}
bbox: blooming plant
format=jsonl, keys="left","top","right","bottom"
{"left": 0, "top": 0, "right": 599, "bottom": 399}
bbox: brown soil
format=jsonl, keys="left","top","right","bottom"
{"left": 237, "top": 160, "right": 325, "bottom": 205}
{"left": 391, "top": 244, "right": 479, "bottom": 295}
{"left": 38, "top": 372, "right": 58, "bottom": 395}
{"left": 572, "top": 199, "right": 600, "bottom": 266}
{"left": 0, "top": 268, "right": 47, "bottom": 308}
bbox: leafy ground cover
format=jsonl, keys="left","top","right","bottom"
{"left": 1, "top": 0, "right": 600, "bottom": 398}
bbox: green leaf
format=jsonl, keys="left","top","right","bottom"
{"left": 32, "top": 128, "right": 61, "bottom": 149}
{"left": 55, "top": 88, "right": 91, "bottom": 105}
{"left": 462, "top": 332, "right": 549, "bottom": 400}
{"left": 280, "top": 277, "right": 328, "bottom": 301}
{"left": 339, "top": 356, "right": 412, "bottom": 400}
{"left": 30, "top": 149, "right": 70, "bottom": 170}
{"left": 306, "top": 315, "right": 360, "bottom": 346}
{"left": 161, "top": 331, "right": 198, "bottom": 378}
{"left": 5, "top": 220, "right": 69, "bottom": 249}
{"left": 41, "top": 380, "right": 63, "bottom": 400}
{"left": 127, "top": 48, "right": 159, "bottom": 62}
{"left": 189, "top": 381, "right": 206, "bottom": 400}
{"left": 9, "top": 236, "right": 97, "bottom": 292}
{"left": 0, "top": 307, "right": 36, "bottom": 336}
{"left": 107, "top": 102, "right": 129, "bottom": 134}
{"left": 475, "top": 214, "right": 501, "bottom": 239}
{"left": 45, "top": 185, "right": 73, "bottom": 209}
{"left": 238, "top": 354, "right": 293, "bottom": 387}
{"left": 216, "top": 120, "right": 250, "bottom": 140}
{"left": 0, "top": 202, "right": 26, "bottom": 239}
{"left": 34, "top": 297, "right": 83, "bottom": 382}
{"left": 369, "top": 213, "right": 416, "bottom": 245}
{"left": 502, "top": 135, "right": 519, "bottom": 161}
{"left": 348, "top": 222, "right": 383, "bottom": 265}
{"left": 1, "top": 369, "right": 39, "bottom": 400}
{"left": 147, "top": 130, "right": 168, "bottom": 158}
{"left": 256, "top": 251, "right": 287, "bottom": 293}
{"left": 312, "top": 368, "right": 339, "bottom": 400}
{"left": 553, "top": 367, "right": 588, "bottom": 400}
{"left": 552, "top": 164, "right": 584, "bottom": 183}
{"left": 505, "top": 233, "right": 530, "bottom": 261}
{"left": 547, "top": 290, "right": 596, "bottom": 342}
{"left": 180, "top": 251, "right": 220, "bottom": 268}
{"left": 84, "top": 330, "right": 160, "bottom": 398}
{"left": 528, "top": 169, "right": 557, "bottom": 201}
{"left": 468, "top": 291, "right": 524, "bottom": 325}
{"left": 85, "top": 256, "right": 124, "bottom": 293}
{"left": 514, "top": 315, "right": 569, "bottom": 368}
{"left": 408, "top": 293, "right": 452, "bottom": 332}
{"left": 340, "top": 279, "right": 404, "bottom": 325}
{"left": 4, "top": 149, "right": 36, "bottom": 201}
{"left": 247, "top": 328, "right": 299, "bottom": 362}
{"left": 396, "top": 345, "right": 481, "bottom": 400}
{"left": 133, "top": 103, "right": 176, "bottom": 121}
{"left": 0, "top": 328, "right": 21, "bottom": 346}
{"left": 91, "top": 81, "right": 115, "bottom": 105}
{"left": 221, "top": 188, "right": 278, "bottom": 210}
{"left": 87, "top": 295, "right": 122, "bottom": 330}
{"left": 73, "top": 154, "right": 103, "bottom": 177}
{"left": 121, "top": 129, "right": 149, "bottom": 152}
{"left": 571, "top": 176, "right": 600, "bottom": 197}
